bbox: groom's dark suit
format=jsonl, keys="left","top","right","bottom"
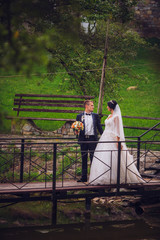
{"left": 76, "top": 112, "right": 103, "bottom": 182}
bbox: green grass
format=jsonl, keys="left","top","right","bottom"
{"left": 101, "top": 48, "right": 160, "bottom": 138}
{"left": 0, "top": 70, "right": 78, "bottom": 132}
{"left": 0, "top": 48, "right": 160, "bottom": 139}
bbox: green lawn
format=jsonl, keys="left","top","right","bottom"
{"left": 101, "top": 48, "right": 160, "bottom": 138}
{"left": 0, "top": 48, "right": 159, "bottom": 139}
{"left": 0, "top": 71, "right": 78, "bottom": 132}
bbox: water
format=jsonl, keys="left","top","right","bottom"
{"left": 1, "top": 219, "right": 160, "bottom": 240}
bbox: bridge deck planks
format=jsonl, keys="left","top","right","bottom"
{"left": 0, "top": 180, "right": 160, "bottom": 195}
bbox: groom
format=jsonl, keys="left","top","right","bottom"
{"left": 76, "top": 100, "right": 103, "bottom": 182}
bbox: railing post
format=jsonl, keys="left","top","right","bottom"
{"left": 117, "top": 141, "right": 121, "bottom": 194}
{"left": 20, "top": 139, "right": 24, "bottom": 183}
{"left": 137, "top": 137, "right": 140, "bottom": 171}
{"left": 52, "top": 143, "right": 57, "bottom": 225}
{"left": 85, "top": 197, "right": 91, "bottom": 229}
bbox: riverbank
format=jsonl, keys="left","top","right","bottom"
{"left": 1, "top": 195, "right": 160, "bottom": 240}
{"left": 0, "top": 194, "right": 160, "bottom": 228}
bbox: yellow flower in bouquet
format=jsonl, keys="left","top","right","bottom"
{"left": 71, "top": 121, "right": 84, "bottom": 137}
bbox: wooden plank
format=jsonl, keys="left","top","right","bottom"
{"left": 6, "top": 116, "right": 76, "bottom": 121}
{"left": 14, "top": 99, "right": 84, "bottom": 104}
{"left": 101, "top": 124, "right": 160, "bottom": 131}
{"left": 123, "top": 125, "right": 160, "bottom": 131}
{"left": 15, "top": 94, "right": 95, "bottom": 99}
{"left": 0, "top": 181, "right": 160, "bottom": 195}
{"left": 14, "top": 102, "right": 84, "bottom": 108}
{"left": 102, "top": 114, "right": 160, "bottom": 121}
{"left": 13, "top": 108, "right": 83, "bottom": 113}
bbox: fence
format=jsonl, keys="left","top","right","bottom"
{"left": 101, "top": 115, "right": 160, "bottom": 132}
{"left": 0, "top": 137, "right": 160, "bottom": 225}
{"left": 0, "top": 138, "right": 159, "bottom": 190}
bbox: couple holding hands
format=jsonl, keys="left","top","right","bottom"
{"left": 76, "top": 100, "right": 143, "bottom": 185}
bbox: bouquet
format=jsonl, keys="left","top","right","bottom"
{"left": 71, "top": 121, "right": 84, "bottom": 138}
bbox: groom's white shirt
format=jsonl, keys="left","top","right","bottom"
{"left": 84, "top": 112, "right": 94, "bottom": 135}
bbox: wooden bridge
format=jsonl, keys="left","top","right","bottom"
{"left": 0, "top": 136, "right": 160, "bottom": 225}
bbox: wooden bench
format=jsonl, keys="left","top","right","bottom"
{"left": 7, "top": 94, "right": 95, "bottom": 122}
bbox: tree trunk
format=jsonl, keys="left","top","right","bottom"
{"left": 97, "top": 20, "right": 109, "bottom": 117}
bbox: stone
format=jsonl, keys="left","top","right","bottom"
{"left": 65, "top": 122, "right": 71, "bottom": 129}
{"left": 127, "top": 86, "right": 138, "bottom": 91}
{"left": 10, "top": 118, "right": 78, "bottom": 138}
{"left": 99, "top": 198, "right": 106, "bottom": 204}
{"left": 46, "top": 132, "right": 54, "bottom": 136}
{"left": 57, "top": 129, "right": 62, "bottom": 134}
{"left": 54, "top": 134, "right": 61, "bottom": 138}
{"left": 92, "top": 197, "right": 100, "bottom": 204}
{"left": 58, "top": 134, "right": 63, "bottom": 137}
{"left": 34, "top": 131, "right": 40, "bottom": 136}
{"left": 69, "top": 135, "right": 75, "bottom": 139}
{"left": 135, "top": 10, "right": 140, "bottom": 15}
{"left": 63, "top": 135, "right": 70, "bottom": 138}
{"left": 62, "top": 128, "right": 67, "bottom": 135}
{"left": 134, "top": 1, "right": 159, "bottom": 38}
{"left": 11, "top": 119, "right": 26, "bottom": 134}
{"left": 68, "top": 132, "right": 74, "bottom": 136}
{"left": 23, "top": 131, "right": 33, "bottom": 135}
{"left": 58, "top": 134, "right": 63, "bottom": 138}
{"left": 22, "top": 123, "right": 33, "bottom": 132}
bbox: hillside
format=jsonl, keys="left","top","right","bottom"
{"left": 0, "top": 48, "right": 159, "bottom": 138}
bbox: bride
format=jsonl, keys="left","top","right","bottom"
{"left": 89, "top": 100, "right": 144, "bottom": 185}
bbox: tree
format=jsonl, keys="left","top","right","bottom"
{"left": 0, "top": 0, "right": 146, "bottom": 100}
{"left": 0, "top": 0, "right": 81, "bottom": 73}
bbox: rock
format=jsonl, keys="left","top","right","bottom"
{"left": 63, "top": 135, "right": 70, "bottom": 138}
{"left": 70, "top": 128, "right": 74, "bottom": 133}
{"left": 99, "top": 198, "right": 106, "bottom": 204}
{"left": 23, "top": 131, "right": 33, "bottom": 135}
{"left": 121, "top": 201, "right": 129, "bottom": 207}
{"left": 11, "top": 119, "right": 77, "bottom": 139}
{"left": 68, "top": 132, "right": 74, "bottom": 136}
{"left": 67, "top": 135, "right": 75, "bottom": 138}
{"left": 127, "top": 86, "right": 138, "bottom": 91}
{"left": 65, "top": 122, "right": 71, "bottom": 129}
{"left": 92, "top": 197, "right": 100, "bottom": 204}
{"left": 61, "top": 128, "right": 67, "bottom": 135}
{"left": 57, "top": 129, "right": 62, "bottom": 134}
{"left": 34, "top": 131, "right": 40, "bottom": 136}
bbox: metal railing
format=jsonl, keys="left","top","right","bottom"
{"left": 0, "top": 137, "right": 159, "bottom": 193}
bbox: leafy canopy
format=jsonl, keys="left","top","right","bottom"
{"left": 0, "top": 0, "right": 146, "bottom": 98}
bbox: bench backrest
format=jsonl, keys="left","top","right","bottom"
{"left": 13, "top": 94, "right": 95, "bottom": 117}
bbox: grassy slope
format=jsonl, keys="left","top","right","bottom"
{"left": 101, "top": 49, "right": 160, "bottom": 138}
{"left": 0, "top": 72, "right": 78, "bottom": 132}
{"left": 0, "top": 49, "right": 159, "bottom": 138}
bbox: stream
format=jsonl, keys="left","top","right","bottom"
{"left": 1, "top": 217, "right": 160, "bottom": 240}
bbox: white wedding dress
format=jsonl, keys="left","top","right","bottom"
{"left": 89, "top": 105, "right": 144, "bottom": 185}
